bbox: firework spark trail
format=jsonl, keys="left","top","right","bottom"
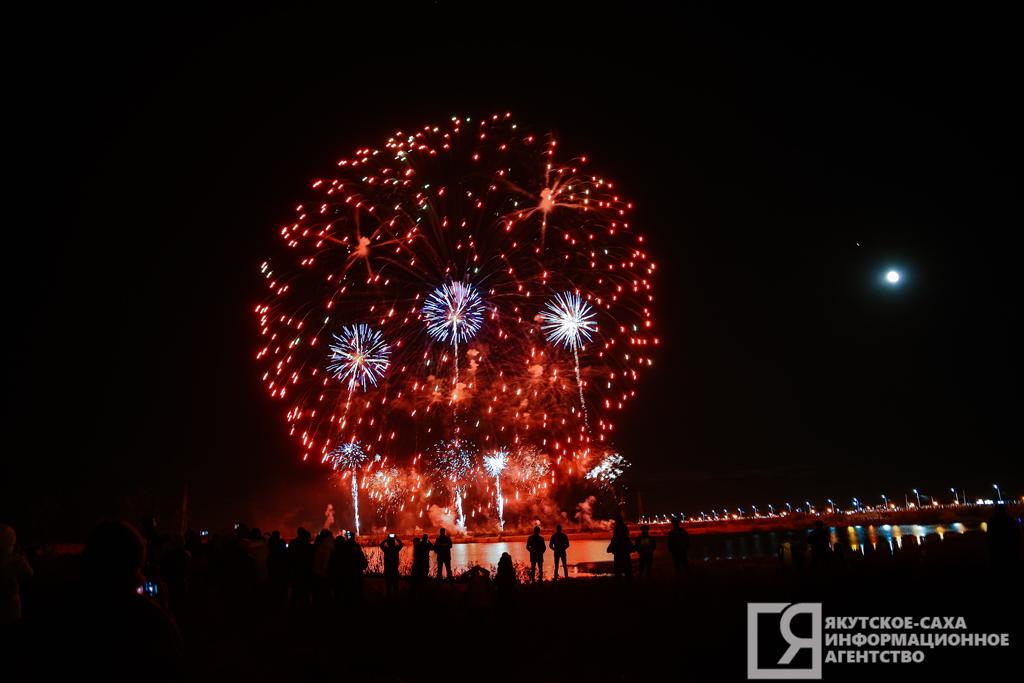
{"left": 454, "top": 489, "right": 465, "bottom": 529}
{"left": 366, "top": 466, "right": 417, "bottom": 525}
{"left": 350, "top": 474, "right": 360, "bottom": 535}
{"left": 423, "top": 280, "right": 483, "bottom": 406}
{"left": 585, "top": 452, "right": 629, "bottom": 485}
{"left": 329, "top": 441, "right": 369, "bottom": 535}
{"left": 574, "top": 346, "right": 587, "bottom": 429}
{"left": 428, "top": 439, "right": 476, "bottom": 530}
{"left": 585, "top": 451, "right": 630, "bottom": 504}
{"left": 540, "top": 291, "right": 598, "bottom": 429}
{"left": 484, "top": 449, "right": 509, "bottom": 530}
{"left": 326, "top": 324, "right": 392, "bottom": 443}
{"left": 506, "top": 445, "right": 552, "bottom": 501}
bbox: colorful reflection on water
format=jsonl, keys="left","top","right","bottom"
{"left": 371, "top": 523, "right": 980, "bottom": 574}
{"left": 450, "top": 539, "right": 612, "bottom": 576}
{"left": 694, "top": 522, "right": 974, "bottom": 561}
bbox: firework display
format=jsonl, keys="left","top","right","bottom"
{"left": 483, "top": 449, "right": 509, "bottom": 529}
{"left": 426, "top": 439, "right": 478, "bottom": 529}
{"left": 540, "top": 290, "right": 599, "bottom": 426}
{"left": 506, "top": 445, "right": 551, "bottom": 496}
{"left": 326, "top": 323, "right": 391, "bottom": 392}
{"left": 540, "top": 291, "right": 598, "bottom": 352}
{"left": 365, "top": 465, "right": 419, "bottom": 525}
{"left": 423, "top": 280, "right": 485, "bottom": 347}
{"left": 585, "top": 452, "right": 630, "bottom": 488}
{"left": 328, "top": 441, "right": 369, "bottom": 534}
{"left": 255, "top": 113, "right": 657, "bottom": 531}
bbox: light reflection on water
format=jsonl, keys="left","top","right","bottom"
{"left": 401, "top": 523, "right": 979, "bottom": 574}
{"left": 693, "top": 522, "right": 975, "bottom": 562}
{"left": 364, "top": 539, "right": 614, "bottom": 576}
{"left": 449, "top": 539, "right": 611, "bottom": 576}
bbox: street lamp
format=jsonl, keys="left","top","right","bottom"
{"left": 912, "top": 489, "right": 921, "bottom": 507}
{"left": 881, "top": 493, "right": 888, "bottom": 508}
{"left": 993, "top": 483, "right": 1002, "bottom": 503}
{"left": 950, "top": 488, "right": 958, "bottom": 505}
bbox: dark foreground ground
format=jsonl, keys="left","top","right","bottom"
{"left": 10, "top": 530, "right": 1022, "bottom": 682}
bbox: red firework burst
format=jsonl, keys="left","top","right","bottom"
{"left": 254, "top": 113, "right": 657, "bottom": 478}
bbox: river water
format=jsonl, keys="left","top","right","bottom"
{"left": 365, "top": 523, "right": 980, "bottom": 577}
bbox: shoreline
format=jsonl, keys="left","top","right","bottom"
{"left": 355, "top": 502, "right": 1018, "bottom": 545}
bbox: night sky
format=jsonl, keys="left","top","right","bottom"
{"left": 4, "top": 5, "right": 1020, "bottom": 537}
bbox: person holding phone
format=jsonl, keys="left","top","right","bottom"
{"left": 379, "top": 534, "right": 403, "bottom": 596}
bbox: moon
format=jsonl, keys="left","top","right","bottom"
{"left": 885, "top": 270, "right": 901, "bottom": 284}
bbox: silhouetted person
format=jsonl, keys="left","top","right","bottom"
{"left": 224, "top": 523, "right": 256, "bottom": 603}
{"left": 379, "top": 535, "right": 404, "bottom": 596}
{"left": 792, "top": 533, "right": 808, "bottom": 573}
{"left": 527, "top": 526, "right": 546, "bottom": 582}
{"left": 495, "top": 551, "right": 518, "bottom": 599}
{"left": 267, "top": 530, "right": 288, "bottom": 609}
{"left": 987, "top": 504, "right": 1021, "bottom": 571}
{"left": 635, "top": 524, "right": 656, "bottom": 578}
{"left": 329, "top": 532, "right": 351, "bottom": 606}
{"left": 312, "top": 529, "right": 334, "bottom": 607}
{"left": 807, "top": 521, "right": 831, "bottom": 569}
{"left": 411, "top": 534, "right": 432, "bottom": 595}
{"left": 347, "top": 532, "right": 368, "bottom": 604}
{"left": 287, "top": 527, "right": 314, "bottom": 610}
{"left": 666, "top": 517, "right": 690, "bottom": 575}
{"left": 157, "top": 535, "right": 189, "bottom": 615}
{"left": 0, "top": 524, "right": 32, "bottom": 625}
{"left": 77, "top": 520, "right": 183, "bottom": 680}
{"left": 549, "top": 524, "right": 570, "bottom": 580}
{"left": 607, "top": 517, "right": 634, "bottom": 580}
{"left": 832, "top": 534, "right": 848, "bottom": 569}
{"left": 464, "top": 565, "right": 493, "bottom": 621}
{"left": 247, "top": 527, "right": 269, "bottom": 582}
{"left": 434, "top": 528, "right": 454, "bottom": 580}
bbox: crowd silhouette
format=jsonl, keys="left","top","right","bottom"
{"left": 1, "top": 506, "right": 1020, "bottom": 680}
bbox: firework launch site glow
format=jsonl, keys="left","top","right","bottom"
{"left": 255, "top": 113, "right": 656, "bottom": 533}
